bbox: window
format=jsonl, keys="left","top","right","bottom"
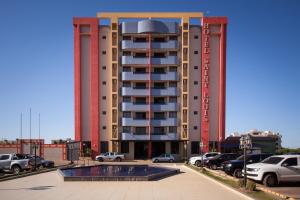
{"left": 154, "top": 97, "right": 165, "bottom": 104}
{"left": 123, "top": 82, "right": 131, "bottom": 87}
{"left": 135, "top": 97, "right": 146, "bottom": 104}
{"left": 123, "top": 96, "right": 131, "bottom": 102}
{"left": 153, "top": 37, "right": 166, "bottom": 42}
{"left": 135, "top": 127, "right": 146, "bottom": 135}
{"left": 100, "top": 141, "right": 108, "bottom": 153}
{"left": 169, "top": 97, "right": 177, "bottom": 103}
{"left": 153, "top": 82, "right": 165, "bottom": 89}
{"left": 102, "top": 126, "right": 106, "bottom": 130}
{"left": 153, "top": 68, "right": 165, "bottom": 73}
{"left": 0, "top": 155, "right": 9, "bottom": 160}
{"left": 102, "top": 96, "right": 106, "bottom": 100}
{"left": 102, "top": 36, "right": 106, "bottom": 39}
{"left": 135, "top": 112, "right": 146, "bottom": 119}
{"left": 135, "top": 68, "right": 146, "bottom": 73}
{"left": 135, "top": 82, "right": 146, "bottom": 89}
{"left": 194, "top": 35, "right": 199, "bottom": 39}
{"left": 102, "top": 111, "right": 106, "bottom": 115}
{"left": 123, "top": 51, "right": 131, "bottom": 56}
{"left": 102, "top": 81, "right": 106, "bottom": 85}
{"left": 123, "top": 112, "right": 131, "bottom": 118}
{"left": 169, "top": 112, "right": 177, "bottom": 118}
{"left": 153, "top": 127, "right": 165, "bottom": 135}
{"left": 171, "top": 142, "right": 179, "bottom": 154}
{"left": 193, "top": 126, "right": 198, "bottom": 130}
{"left": 282, "top": 158, "right": 298, "bottom": 166}
{"left": 123, "top": 36, "right": 131, "bottom": 40}
{"left": 135, "top": 37, "right": 147, "bottom": 42}
{"left": 102, "top": 51, "right": 106, "bottom": 55}
{"left": 169, "top": 51, "right": 177, "bottom": 56}
{"left": 191, "top": 142, "right": 200, "bottom": 154}
{"left": 194, "top": 96, "right": 198, "bottom": 100}
{"left": 169, "top": 126, "right": 177, "bottom": 133}
{"left": 169, "top": 36, "right": 177, "bottom": 40}
{"left": 135, "top": 52, "right": 147, "bottom": 57}
{"left": 154, "top": 112, "right": 165, "bottom": 119}
{"left": 154, "top": 52, "right": 165, "bottom": 58}
{"left": 169, "top": 82, "right": 177, "bottom": 87}
{"left": 122, "top": 126, "right": 131, "bottom": 133}
{"left": 169, "top": 66, "right": 177, "bottom": 72}
{"left": 194, "top": 66, "right": 198, "bottom": 69}
{"left": 194, "top": 51, "right": 198, "bottom": 54}
{"left": 121, "top": 142, "right": 129, "bottom": 153}
{"left": 123, "top": 67, "right": 131, "bottom": 72}
{"left": 194, "top": 81, "right": 198, "bottom": 85}
{"left": 102, "top": 66, "right": 106, "bottom": 70}
{"left": 194, "top": 111, "right": 198, "bottom": 115}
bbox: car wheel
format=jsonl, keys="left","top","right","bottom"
{"left": 97, "top": 158, "right": 104, "bottom": 162}
{"left": 195, "top": 161, "right": 202, "bottom": 167}
{"left": 169, "top": 159, "right": 174, "bottom": 163}
{"left": 115, "top": 157, "right": 121, "bottom": 162}
{"left": 263, "top": 174, "right": 277, "bottom": 187}
{"left": 12, "top": 165, "right": 21, "bottom": 175}
{"left": 211, "top": 164, "right": 217, "bottom": 170}
{"left": 233, "top": 169, "right": 242, "bottom": 178}
{"left": 154, "top": 159, "right": 159, "bottom": 163}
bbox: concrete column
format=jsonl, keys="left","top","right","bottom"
{"left": 128, "top": 142, "right": 134, "bottom": 160}
{"left": 165, "top": 142, "right": 171, "bottom": 154}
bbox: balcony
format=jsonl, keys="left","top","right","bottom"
{"left": 122, "top": 72, "right": 178, "bottom": 81}
{"left": 121, "top": 133, "right": 149, "bottom": 140}
{"left": 122, "top": 102, "right": 178, "bottom": 111}
{"left": 122, "top": 56, "right": 178, "bottom": 65}
{"left": 122, "top": 87, "right": 178, "bottom": 96}
{"left": 151, "top": 118, "right": 177, "bottom": 126}
{"left": 121, "top": 40, "right": 178, "bottom": 50}
{"left": 122, "top": 118, "right": 149, "bottom": 126}
{"left": 121, "top": 132, "right": 178, "bottom": 141}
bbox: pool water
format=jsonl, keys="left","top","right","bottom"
{"left": 58, "top": 164, "right": 179, "bottom": 181}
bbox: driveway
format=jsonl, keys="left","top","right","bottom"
{"left": 0, "top": 163, "right": 252, "bottom": 200}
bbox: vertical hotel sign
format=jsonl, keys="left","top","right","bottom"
{"left": 201, "top": 20, "right": 210, "bottom": 152}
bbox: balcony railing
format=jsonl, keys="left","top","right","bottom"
{"left": 122, "top": 56, "right": 178, "bottom": 65}
{"left": 122, "top": 72, "right": 178, "bottom": 81}
{"left": 121, "top": 40, "right": 178, "bottom": 49}
{"left": 122, "top": 102, "right": 178, "bottom": 111}
{"left": 122, "top": 87, "right": 178, "bottom": 96}
{"left": 122, "top": 117, "right": 177, "bottom": 126}
{"left": 121, "top": 132, "right": 178, "bottom": 140}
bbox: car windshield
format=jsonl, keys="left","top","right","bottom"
{"left": 261, "top": 156, "right": 284, "bottom": 164}
{"left": 237, "top": 155, "right": 251, "bottom": 161}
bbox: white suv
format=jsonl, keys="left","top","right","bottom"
{"left": 189, "top": 152, "right": 220, "bottom": 167}
{"left": 245, "top": 155, "right": 300, "bottom": 187}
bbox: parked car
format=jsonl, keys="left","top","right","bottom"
{"left": 0, "top": 153, "right": 31, "bottom": 174}
{"left": 152, "top": 154, "right": 179, "bottom": 163}
{"left": 245, "top": 155, "right": 300, "bottom": 187}
{"left": 26, "top": 155, "right": 55, "bottom": 169}
{"left": 205, "top": 153, "right": 240, "bottom": 170}
{"left": 222, "top": 153, "right": 272, "bottom": 178}
{"left": 189, "top": 152, "right": 220, "bottom": 167}
{"left": 95, "top": 152, "right": 125, "bottom": 162}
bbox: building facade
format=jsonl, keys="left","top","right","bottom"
{"left": 73, "top": 12, "right": 227, "bottom": 159}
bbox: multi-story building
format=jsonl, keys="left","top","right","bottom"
{"left": 73, "top": 12, "right": 227, "bottom": 159}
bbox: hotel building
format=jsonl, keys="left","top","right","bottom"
{"left": 73, "top": 12, "right": 227, "bottom": 159}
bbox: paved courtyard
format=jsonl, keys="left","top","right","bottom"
{"left": 0, "top": 164, "right": 252, "bottom": 200}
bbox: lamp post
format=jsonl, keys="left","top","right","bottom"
{"left": 199, "top": 142, "right": 204, "bottom": 167}
{"left": 240, "top": 134, "right": 252, "bottom": 188}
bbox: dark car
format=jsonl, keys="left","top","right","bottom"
{"left": 26, "top": 155, "right": 55, "bottom": 169}
{"left": 222, "top": 153, "right": 272, "bottom": 178}
{"left": 205, "top": 153, "right": 240, "bottom": 170}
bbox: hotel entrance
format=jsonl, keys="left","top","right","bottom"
{"left": 134, "top": 142, "right": 148, "bottom": 159}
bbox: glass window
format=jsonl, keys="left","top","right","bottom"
{"left": 169, "top": 97, "right": 177, "bottom": 103}
{"left": 123, "top": 67, "right": 131, "bottom": 72}
{"left": 121, "top": 142, "right": 129, "bottom": 153}
{"left": 135, "top": 112, "right": 146, "bottom": 119}
{"left": 169, "top": 126, "right": 177, "bottom": 133}
{"left": 262, "top": 156, "right": 284, "bottom": 164}
{"left": 153, "top": 68, "right": 165, "bottom": 73}
{"left": 123, "top": 82, "right": 131, "bottom": 87}
{"left": 169, "top": 112, "right": 177, "bottom": 118}
{"left": 169, "top": 66, "right": 177, "bottom": 72}
{"left": 122, "top": 126, "right": 131, "bottom": 133}
{"left": 171, "top": 142, "right": 179, "bottom": 154}
{"left": 123, "top": 112, "right": 131, "bottom": 118}
{"left": 135, "top": 127, "right": 146, "bottom": 135}
{"left": 135, "top": 97, "right": 146, "bottom": 104}
{"left": 169, "top": 82, "right": 177, "bottom": 87}
{"left": 282, "top": 158, "right": 298, "bottom": 166}
{"left": 154, "top": 97, "right": 165, "bottom": 104}
{"left": 123, "top": 97, "right": 131, "bottom": 102}
{"left": 100, "top": 142, "right": 108, "bottom": 153}
{"left": 191, "top": 142, "right": 200, "bottom": 154}
{"left": 135, "top": 68, "right": 146, "bottom": 73}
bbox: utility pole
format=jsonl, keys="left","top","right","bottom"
{"left": 29, "top": 108, "right": 32, "bottom": 154}
{"left": 20, "top": 113, "right": 23, "bottom": 139}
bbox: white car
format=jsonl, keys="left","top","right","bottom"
{"left": 245, "top": 155, "right": 300, "bottom": 187}
{"left": 95, "top": 152, "right": 125, "bottom": 162}
{"left": 189, "top": 152, "right": 220, "bottom": 167}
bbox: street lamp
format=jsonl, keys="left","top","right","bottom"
{"left": 199, "top": 142, "right": 204, "bottom": 167}
{"left": 240, "top": 134, "right": 252, "bottom": 188}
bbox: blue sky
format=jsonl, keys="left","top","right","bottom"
{"left": 0, "top": 0, "right": 299, "bottom": 148}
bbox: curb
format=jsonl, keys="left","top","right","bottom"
{"left": 190, "top": 164, "right": 295, "bottom": 200}
{"left": 0, "top": 164, "right": 74, "bottom": 182}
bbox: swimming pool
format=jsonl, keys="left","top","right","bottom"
{"left": 58, "top": 164, "right": 180, "bottom": 181}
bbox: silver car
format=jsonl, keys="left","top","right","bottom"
{"left": 152, "top": 154, "right": 177, "bottom": 163}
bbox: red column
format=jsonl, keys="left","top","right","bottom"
{"left": 148, "top": 33, "right": 152, "bottom": 159}
{"left": 73, "top": 18, "right": 100, "bottom": 158}
{"left": 201, "top": 17, "right": 227, "bottom": 153}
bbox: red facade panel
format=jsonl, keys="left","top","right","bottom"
{"left": 201, "top": 17, "right": 227, "bottom": 152}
